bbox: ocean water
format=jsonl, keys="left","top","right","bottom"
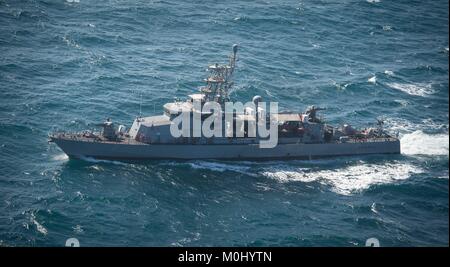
{"left": 0, "top": 0, "right": 448, "bottom": 247}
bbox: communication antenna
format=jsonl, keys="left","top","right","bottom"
{"left": 139, "top": 92, "right": 142, "bottom": 118}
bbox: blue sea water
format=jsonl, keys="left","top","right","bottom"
{"left": 0, "top": 0, "right": 448, "bottom": 246}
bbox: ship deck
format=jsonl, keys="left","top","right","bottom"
{"left": 50, "top": 132, "right": 399, "bottom": 146}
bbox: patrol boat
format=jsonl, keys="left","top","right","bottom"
{"left": 49, "top": 45, "right": 400, "bottom": 160}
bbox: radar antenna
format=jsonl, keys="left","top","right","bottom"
{"left": 376, "top": 117, "right": 385, "bottom": 135}
{"left": 201, "top": 44, "right": 238, "bottom": 105}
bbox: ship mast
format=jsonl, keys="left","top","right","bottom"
{"left": 201, "top": 44, "right": 238, "bottom": 105}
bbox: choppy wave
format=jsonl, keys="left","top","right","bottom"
{"left": 387, "top": 82, "right": 435, "bottom": 96}
{"left": 78, "top": 156, "right": 129, "bottom": 166}
{"left": 30, "top": 212, "right": 48, "bottom": 235}
{"left": 1, "top": 0, "right": 448, "bottom": 247}
{"left": 52, "top": 153, "right": 69, "bottom": 161}
{"left": 262, "top": 162, "right": 422, "bottom": 195}
{"left": 401, "top": 130, "right": 449, "bottom": 156}
{"left": 188, "top": 161, "right": 257, "bottom": 176}
{"left": 384, "top": 118, "right": 449, "bottom": 156}
{"left": 179, "top": 160, "right": 424, "bottom": 195}
{"left": 385, "top": 117, "right": 449, "bottom": 134}
{"left": 384, "top": 70, "right": 394, "bottom": 76}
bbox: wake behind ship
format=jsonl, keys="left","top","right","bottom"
{"left": 49, "top": 45, "right": 400, "bottom": 160}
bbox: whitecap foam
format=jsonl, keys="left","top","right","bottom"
{"left": 188, "top": 161, "right": 257, "bottom": 176}
{"left": 401, "top": 130, "right": 449, "bottom": 156}
{"left": 264, "top": 89, "right": 275, "bottom": 97}
{"left": 384, "top": 117, "right": 417, "bottom": 134}
{"left": 88, "top": 165, "right": 104, "bottom": 171}
{"left": 79, "top": 156, "right": 129, "bottom": 166}
{"left": 371, "top": 202, "right": 378, "bottom": 213}
{"left": 387, "top": 82, "right": 434, "bottom": 96}
{"left": 262, "top": 169, "right": 315, "bottom": 183}
{"left": 262, "top": 162, "right": 423, "bottom": 195}
{"left": 393, "top": 99, "right": 409, "bottom": 107}
{"left": 53, "top": 153, "right": 69, "bottom": 161}
{"left": 333, "top": 81, "right": 350, "bottom": 90}
{"left": 31, "top": 213, "right": 48, "bottom": 235}
{"left": 73, "top": 225, "right": 84, "bottom": 234}
{"left": 62, "top": 35, "right": 80, "bottom": 49}
{"left": 420, "top": 118, "right": 449, "bottom": 132}
{"left": 368, "top": 75, "right": 377, "bottom": 84}
{"left": 384, "top": 117, "right": 448, "bottom": 135}
{"left": 384, "top": 70, "right": 394, "bottom": 76}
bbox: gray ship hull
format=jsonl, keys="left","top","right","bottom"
{"left": 52, "top": 138, "right": 400, "bottom": 160}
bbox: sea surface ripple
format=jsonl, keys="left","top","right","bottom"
{"left": 0, "top": 0, "right": 448, "bottom": 246}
